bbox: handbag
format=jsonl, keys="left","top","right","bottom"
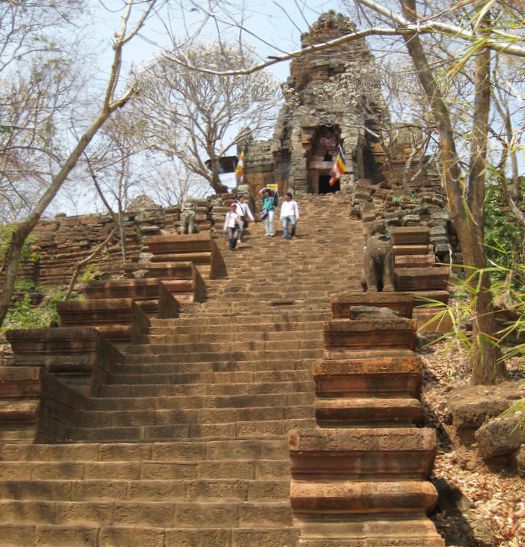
{"left": 261, "top": 211, "right": 268, "bottom": 220}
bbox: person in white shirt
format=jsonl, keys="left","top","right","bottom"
{"left": 223, "top": 203, "right": 243, "bottom": 251}
{"left": 235, "top": 195, "right": 255, "bottom": 243}
{"left": 280, "top": 192, "right": 300, "bottom": 240}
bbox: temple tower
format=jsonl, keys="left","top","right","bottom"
{"left": 243, "top": 10, "right": 387, "bottom": 195}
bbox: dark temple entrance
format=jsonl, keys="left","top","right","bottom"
{"left": 319, "top": 175, "right": 340, "bottom": 194}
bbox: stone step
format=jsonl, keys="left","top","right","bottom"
{"left": 289, "top": 428, "right": 436, "bottom": 480}
{"left": 187, "top": 303, "right": 333, "bottom": 313}
{"left": 178, "top": 307, "right": 332, "bottom": 318}
{"left": 106, "top": 369, "right": 314, "bottom": 386}
{"left": 98, "top": 380, "right": 315, "bottom": 398}
{"left": 314, "top": 356, "right": 422, "bottom": 398}
{"left": 124, "top": 339, "right": 322, "bottom": 355}
{"left": 0, "top": 458, "right": 291, "bottom": 481}
{"left": 0, "top": 499, "right": 292, "bottom": 527}
{"left": 63, "top": 417, "right": 316, "bottom": 442}
{"left": 87, "top": 392, "right": 314, "bottom": 411}
{"left": 0, "top": 478, "right": 289, "bottom": 502}
{"left": 0, "top": 439, "right": 289, "bottom": 462}
{"left": 112, "top": 358, "right": 316, "bottom": 375}
{"left": 82, "top": 278, "right": 193, "bottom": 300}
{"left": 121, "top": 348, "right": 322, "bottom": 364}
{"left": 149, "top": 312, "right": 330, "bottom": 326}
{"left": 315, "top": 397, "right": 424, "bottom": 426}
{"left": 145, "top": 232, "right": 214, "bottom": 251}
{"left": 73, "top": 404, "right": 314, "bottom": 428}
{"left": 119, "top": 346, "right": 323, "bottom": 364}
{"left": 217, "top": 278, "right": 350, "bottom": 286}
{"left": 0, "top": 524, "right": 300, "bottom": 547}
{"left": 142, "top": 329, "right": 324, "bottom": 344}
{"left": 149, "top": 320, "right": 326, "bottom": 334}
{"left": 188, "top": 293, "right": 333, "bottom": 301}
{"left": 396, "top": 267, "right": 450, "bottom": 292}
{"left": 290, "top": 479, "right": 437, "bottom": 515}
{"left": 390, "top": 226, "right": 430, "bottom": 246}
{"left": 330, "top": 292, "right": 415, "bottom": 319}
{"left": 148, "top": 252, "right": 213, "bottom": 263}
{"left": 295, "top": 517, "right": 444, "bottom": 546}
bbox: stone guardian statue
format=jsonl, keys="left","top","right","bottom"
{"left": 180, "top": 199, "right": 198, "bottom": 234}
{"left": 361, "top": 221, "right": 395, "bottom": 292}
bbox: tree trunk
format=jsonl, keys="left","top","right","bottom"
{"left": 209, "top": 156, "right": 228, "bottom": 194}
{"left": 0, "top": 226, "right": 30, "bottom": 323}
{"left": 466, "top": 12, "right": 504, "bottom": 383}
{"left": 0, "top": 96, "right": 134, "bottom": 327}
{"left": 398, "top": 0, "right": 504, "bottom": 384}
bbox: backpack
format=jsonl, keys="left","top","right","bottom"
{"left": 272, "top": 191, "right": 279, "bottom": 207}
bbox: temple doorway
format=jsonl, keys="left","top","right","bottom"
{"left": 318, "top": 174, "right": 340, "bottom": 194}
{"left": 307, "top": 126, "right": 342, "bottom": 194}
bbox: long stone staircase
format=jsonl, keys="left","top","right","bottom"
{"left": 0, "top": 193, "right": 374, "bottom": 546}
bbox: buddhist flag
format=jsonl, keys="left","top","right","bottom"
{"left": 329, "top": 145, "right": 346, "bottom": 186}
{"left": 235, "top": 150, "right": 245, "bottom": 184}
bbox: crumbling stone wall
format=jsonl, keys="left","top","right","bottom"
{"left": 7, "top": 198, "right": 229, "bottom": 288}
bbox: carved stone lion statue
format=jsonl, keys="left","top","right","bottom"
{"left": 361, "top": 221, "right": 395, "bottom": 292}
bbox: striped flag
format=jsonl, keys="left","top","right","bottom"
{"left": 235, "top": 150, "right": 245, "bottom": 184}
{"left": 329, "top": 145, "right": 346, "bottom": 186}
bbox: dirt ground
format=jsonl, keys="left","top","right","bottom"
{"left": 420, "top": 340, "right": 525, "bottom": 546}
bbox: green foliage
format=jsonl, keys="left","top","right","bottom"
{"left": 500, "top": 400, "right": 525, "bottom": 433}
{"left": 0, "top": 225, "right": 38, "bottom": 264}
{"left": 484, "top": 181, "right": 524, "bottom": 277}
{"left": 391, "top": 195, "right": 405, "bottom": 205}
{"left": 1, "top": 285, "right": 78, "bottom": 332}
{"left": 419, "top": 262, "right": 525, "bottom": 365}
{"left": 79, "top": 263, "right": 102, "bottom": 283}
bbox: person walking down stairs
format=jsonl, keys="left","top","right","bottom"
{"left": 223, "top": 202, "right": 243, "bottom": 251}
{"left": 260, "top": 188, "right": 277, "bottom": 236}
{"left": 235, "top": 194, "right": 255, "bottom": 243}
{"left": 280, "top": 192, "right": 300, "bottom": 240}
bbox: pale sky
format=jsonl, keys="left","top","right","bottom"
{"left": 95, "top": 0, "right": 342, "bottom": 85}
{"left": 52, "top": 0, "right": 345, "bottom": 215}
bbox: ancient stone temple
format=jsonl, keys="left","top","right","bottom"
{"left": 242, "top": 10, "right": 388, "bottom": 195}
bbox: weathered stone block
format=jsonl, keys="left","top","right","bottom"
{"left": 290, "top": 479, "right": 438, "bottom": 515}
{"left": 390, "top": 226, "right": 430, "bottom": 246}
{"left": 295, "top": 517, "right": 444, "bottom": 545}
{"left": 289, "top": 428, "right": 436, "bottom": 479}
{"left": 57, "top": 300, "right": 150, "bottom": 342}
{"left": 330, "top": 292, "right": 414, "bottom": 319}
{"left": 476, "top": 411, "right": 525, "bottom": 460}
{"left": 315, "top": 397, "right": 423, "bottom": 426}
{"left": 395, "top": 253, "right": 436, "bottom": 268}
{"left": 324, "top": 318, "right": 417, "bottom": 351}
{"left": 314, "top": 355, "right": 422, "bottom": 398}
{"left": 393, "top": 244, "right": 431, "bottom": 256}
{"left": 396, "top": 267, "right": 450, "bottom": 292}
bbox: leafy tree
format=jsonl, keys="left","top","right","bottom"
{"left": 134, "top": 42, "right": 280, "bottom": 194}
{"left": 0, "top": 0, "right": 159, "bottom": 327}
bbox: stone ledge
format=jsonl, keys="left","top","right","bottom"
{"left": 289, "top": 428, "right": 436, "bottom": 480}
{"left": 330, "top": 292, "right": 414, "bottom": 319}
{"left": 315, "top": 397, "right": 423, "bottom": 426}
{"left": 314, "top": 356, "right": 422, "bottom": 398}
{"left": 324, "top": 319, "right": 417, "bottom": 351}
{"left": 290, "top": 480, "right": 438, "bottom": 515}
